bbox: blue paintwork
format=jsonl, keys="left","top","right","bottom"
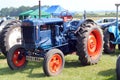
{"left": 108, "top": 23, "right": 120, "bottom": 44}
{"left": 39, "top": 30, "right": 52, "bottom": 49}
{"left": 105, "top": 4, "right": 120, "bottom": 44}
{"left": 22, "top": 18, "right": 65, "bottom": 50}
{"left": 23, "top": 18, "right": 63, "bottom": 26}
{"left": 22, "top": 18, "right": 93, "bottom": 57}
{"left": 108, "top": 25, "right": 117, "bottom": 38}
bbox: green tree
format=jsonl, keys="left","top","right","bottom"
{"left": 0, "top": 5, "right": 49, "bottom": 17}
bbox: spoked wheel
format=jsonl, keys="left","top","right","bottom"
{"left": 7, "top": 45, "right": 27, "bottom": 70}
{"left": 43, "top": 49, "right": 65, "bottom": 76}
{"left": 116, "top": 55, "right": 120, "bottom": 80}
{"left": 103, "top": 28, "right": 115, "bottom": 54}
{"left": 60, "top": 11, "right": 73, "bottom": 22}
{"left": 76, "top": 19, "right": 103, "bottom": 65}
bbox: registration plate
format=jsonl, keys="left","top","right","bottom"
{"left": 26, "top": 56, "right": 41, "bottom": 62}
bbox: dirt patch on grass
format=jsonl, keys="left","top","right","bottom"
{"left": 0, "top": 59, "right": 7, "bottom": 64}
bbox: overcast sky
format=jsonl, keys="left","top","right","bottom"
{"left": 0, "top": 0, "right": 120, "bottom": 11}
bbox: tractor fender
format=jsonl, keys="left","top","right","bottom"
{"left": 108, "top": 25, "right": 118, "bottom": 38}
{"left": 75, "top": 19, "right": 95, "bottom": 33}
{"left": 78, "top": 19, "right": 95, "bottom": 26}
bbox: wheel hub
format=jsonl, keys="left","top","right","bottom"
{"left": 12, "top": 49, "right": 25, "bottom": 67}
{"left": 49, "top": 54, "right": 62, "bottom": 73}
{"left": 88, "top": 33, "right": 97, "bottom": 53}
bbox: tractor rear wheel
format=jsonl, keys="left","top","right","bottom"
{"left": 7, "top": 45, "right": 27, "bottom": 70}
{"left": 103, "top": 28, "right": 115, "bottom": 54}
{"left": 0, "top": 20, "right": 16, "bottom": 34}
{"left": 116, "top": 55, "right": 120, "bottom": 80}
{"left": 0, "top": 21, "right": 21, "bottom": 56}
{"left": 76, "top": 19, "right": 103, "bottom": 65}
{"left": 43, "top": 49, "right": 65, "bottom": 76}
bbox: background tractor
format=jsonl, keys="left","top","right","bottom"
{"left": 6, "top": 11, "right": 103, "bottom": 76}
{"left": 0, "top": 18, "right": 21, "bottom": 56}
{"left": 0, "top": 9, "right": 42, "bottom": 56}
{"left": 115, "top": 3, "right": 120, "bottom": 80}
{"left": 101, "top": 4, "right": 120, "bottom": 54}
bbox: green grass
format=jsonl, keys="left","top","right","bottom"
{"left": 0, "top": 51, "right": 119, "bottom": 80}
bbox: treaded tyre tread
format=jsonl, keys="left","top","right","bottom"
{"left": 43, "top": 49, "right": 65, "bottom": 76}
{"left": 7, "top": 44, "right": 27, "bottom": 70}
{"left": 103, "top": 28, "right": 115, "bottom": 54}
{"left": 76, "top": 19, "right": 103, "bottom": 65}
{"left": 0, "top": 21, "right": 21, "bottom": 56}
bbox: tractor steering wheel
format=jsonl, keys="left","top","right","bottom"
{"left": 60, "top": 11, "right": 73, "bottom": 21}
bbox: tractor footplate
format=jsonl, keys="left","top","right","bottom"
{"left": 26, "top": 56, "right": 41, "bottom": 62}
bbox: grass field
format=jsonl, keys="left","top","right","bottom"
{"left": 0, "top": 50, "right": 119, "bottom": 80}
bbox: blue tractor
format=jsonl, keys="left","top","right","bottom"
{"left": 6, "top": 13, "right": 103, "bottom": 76}
{"left": 103, "top": 21, "right": 120, "bottom": 53}
{"left": 110, "top": 3, "right": 120, "bottom": 80}
{"left": 103, "top": 4, "right": 120, "bottom": 54}
{"left": 115, "top": 3, "right": 120, "bottom": 80}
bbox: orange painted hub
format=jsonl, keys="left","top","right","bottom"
{"left": 87, "top": 30, "right": 102, "bottom": 59}
{"left": 12, "top": 49, "right": 26, "bottom": 67}
{"left": 88, "top": 33, "right": 97, "bottom": 54}
{"left": 49, "top": 54, "right": 62, "bottom": 73}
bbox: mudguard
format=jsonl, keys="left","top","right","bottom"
{"left": 108, "top": 25, "right": 119, "bottom": 39}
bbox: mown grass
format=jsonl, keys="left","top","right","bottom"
{"left": 0, "top": 50, "right": 119, "bottom": 80}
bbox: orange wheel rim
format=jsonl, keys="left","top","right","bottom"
{"left": 12, "top": 49, "right": 26, "bottom": 67}
{"left": 87, "top": 30, "right": 102, "bottom": 59}
{"left": 49, "top": 54, "right": 62, "bottom": 73}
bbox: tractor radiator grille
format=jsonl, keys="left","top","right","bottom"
{"left": 22, "top": 26, "right": 35, "bottom": 44}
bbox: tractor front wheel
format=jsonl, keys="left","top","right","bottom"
{"left": 43, "top": 49, "right": 65, "bottom": 76}
{"left": 76, "top": 19, "right": 103, "bottom": 65}
{"left": 103, "top": 28, "right": 115, "bottom": 54}
{"left": 7, "top": 45, "right": 27, "bottom": 70}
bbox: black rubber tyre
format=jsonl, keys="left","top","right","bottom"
{"left": 103, "top": 28, "right": 115, "bottom": 54}
{"left": 116, "top": 55, "right": 120, "bottom": 80}
{"left": 76, "top": 19, "right": 103, "bottom": 65}
{"left": 0, "top": 20, "right": 16, "bottom": 34}
{"left": 0, "top": 21, "right": 21, "bottom": 56}
{"left": 118, "top": 44, "right": 120, "bottom": 50}
{"left": 43, "top": 49, "right": 65, "bottom": 76}
{"left": 7, "top": 45, "right": 27, "bottom": 70}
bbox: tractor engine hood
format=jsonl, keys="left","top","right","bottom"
{"left": 22, "top": 18, "right": 63, "bottom": 26}
{"left": 21, "top": 18, "right": 64, "bottom": 50}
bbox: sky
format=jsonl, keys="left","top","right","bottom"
{"left": 0, "top": 0, "right": 120, "bottom": 11}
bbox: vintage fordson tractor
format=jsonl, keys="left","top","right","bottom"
{"left": 6, "top": 14, "right": 103, "bottom": 76}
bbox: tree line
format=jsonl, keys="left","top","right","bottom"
{"left": 0, "top": 5, "right": 119, "bottom": 18}
{"left": 0, "top": 5, "right": 47, "bottom": 17}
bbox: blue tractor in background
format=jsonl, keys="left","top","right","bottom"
{"left": 111, "top": 3, "right": 120, "bottom": 80}
{"left": 6, "top": 12, "right": 103, "bottom": 76}
{"left": 103, "top": 4, "right": 120, "bottom": 54}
